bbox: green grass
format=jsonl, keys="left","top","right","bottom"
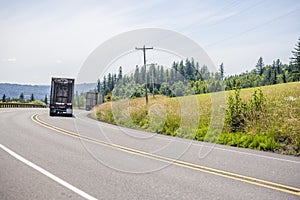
{"left": 93, "top": 82, "right": 300, "bottom": 156}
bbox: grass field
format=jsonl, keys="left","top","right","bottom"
{"left": 93, "top": 82, "right": 300, "bottom": 156}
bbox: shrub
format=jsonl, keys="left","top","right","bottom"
{"left": 225, "top": 88, "right": 266, "bottom": 132}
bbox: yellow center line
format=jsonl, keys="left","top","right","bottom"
{"left": 31, "top": 113, "right": 300, "bottom": 196}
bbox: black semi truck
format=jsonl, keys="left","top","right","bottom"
{"left": 50, "top": 77, "right": 75, "bottom": 117}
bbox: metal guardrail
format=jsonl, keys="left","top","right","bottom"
{"left": 0, "top": 103, "right": 47, "bottom": 108}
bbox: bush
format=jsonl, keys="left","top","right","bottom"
{"left": 225, "top": 88, "right": 266, "bottom": 132}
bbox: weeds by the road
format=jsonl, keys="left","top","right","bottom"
{"left": 94, "top": 82, "right": 300, "bottom": 156}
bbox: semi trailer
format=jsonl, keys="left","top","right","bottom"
{"left": 49, "top": 77, "right": 74, "bottom": 117}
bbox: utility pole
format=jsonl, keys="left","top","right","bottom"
{"left": 135, "top": 45, "right": 153, "bottom": 104}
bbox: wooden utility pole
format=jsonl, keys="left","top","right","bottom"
{"left": 135, "top": 45, "right": 153, "bottom": 104}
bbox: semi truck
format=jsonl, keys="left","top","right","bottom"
{"left": 85, "top": 91, "right": 98, "bottom": 111}
{"left": 49, "top": 77, "right": 75, "bottom": 117}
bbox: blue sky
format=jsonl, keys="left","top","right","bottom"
{"left": 0, "top": 0, "right": 299, "bottom": 84}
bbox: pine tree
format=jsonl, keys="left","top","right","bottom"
{"left": 219, "top": 63, "right": 224, "bottom": 80}
{"left": 107, "top": 73, "right": 113, "bottom": 91}
{"left": 30, "top": 93, "right": 35, "bottom": 101}
{"left": 290, "top": 37, "right": 300, "bottom": 81}
{"left": 118, "top": 66, "right": 123, "bottom": 81}
{"left": 140, "top": 65, "right": 145, "bottom": 84}
{"left": 256, "top": 57, "right": 264, "bottom": 76}
{"left": 44, "top": 95, "right": 48, "bottom": 105}
{"left": 102, "top": 76, "right": 107, "bottom": 94}
{"left": 2, "top": 94, "right": 6, "bottom": 102}
{"left": 19, "top": 93, "right": 25, "bottom": 103}
{"left": 178, "top": 60, "right": 185, "bottom": 78}
{"left": 134, "top": 65, "right": 139, "bottom": 84}
{"left": 159, "top": 66, "right": 164, "bottom": 83}
{"left": 272, "top": 61, "right": 278, "bottom": 84}
{"left": 97, "top": 79, "right": 101, "bottom": 93}
{"left": 275, "top": 59, "right": 282, "bottom": 74}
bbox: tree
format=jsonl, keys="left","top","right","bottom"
{"left": 275, "top": 59, "right": 282, "bottom": 74}
{"left": 159, "top": 66, "right": 164, "bottom": 83}
{"left": 102, "top": 76, "right": 107, "bottom": 94}
{"left": 2, "top": 94, "right": 6, "bottom": 102}
{"left": 44, "top": 95, "right": 48, "bottom": 105}
{"left": 118, "top": 66, "right": 123, "bottom": 81}
{"left": 219, "top": 62, "right": 224, "bottom": 80}
{"left": 256, "top": 57, "right": 264, "bottom": 76}
{"left": 271, "top": 61, "right": 278, "bottom": 84}
{"left": 290, "top": 37, "right": 300, "bottom": 81}
{"left": 19, "top": 93, "right": 25, "bottom": 103}
{"left": 185, "top": 58, "right": 194, "bottom": 81}
{"left": 30, "top": 93, "right": 35, "bottom": 101}
{"left": 97, "top": 79, "right": 101, "bottom": 93}
{"left": 134, "top": 65, "right": 140, "bottom": 84}
{"left": 107, "top": 73, "right": 112, "bottom": 91}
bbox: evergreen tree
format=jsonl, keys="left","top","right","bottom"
{"left": 165, "top": 69, "right": 169, "bottom": 83}
{"left": 219, "top": 62, "right": 224, "bottom": 80}
{"left": 19, "top": 93, "right": 25, "bottom": 103}
{"left": 275, "top": 59, "right": 282, "bottom": 74}
{"left": 44, "top": 95, "right": 48, "bottom": 105}
{"left": 159, "top": 66, "right": 164, "bottom": 83}
{"left": 134, "top": 65, "right": 140, "bottom": 84}
{"left": 290, "top": 37, "right": 300, "bottom": 81}
{"left": 178, "top": 60, "right": 185, "bottom": 78}
{"left": 200, "top": 65, "right": 210, "bottom": 80}
{"left": 118, "top": 66, "right": 123, "bottom": 81}
{"left": 172, "top": 61, "right": 178, "bottom": 71}
{"left": 107, "top": 73, "right": 113, "bottom": 91}
{"left": 185, "top": 58, "right": 193, "bottom": 80}
{"left": 2, "top": 94, "right": 6, "bottom": 102}
{"left": 272, "top": 61, "right": 278, "bottom": 84}
{"left": 256, "top": 57, "right": 264, "bottom": 76}
{"left": 267, "top": 66, "right": 272, "bottom": 84}
{"left": 30, "top": 93, "right": 35, "bottom": 101}
{"left": 140, "top": 65, "right": 146, "bottom": 84}
{"left": 170, "top": 68, "right": 175, "bottom": 83}
{"left": 97, "top": 79, "right": 101, "bottom": 93}
{"left": 195, "top": 62, "right": 202, "bottom": 80}
{"left": 113, "top": 74, "right": 117, "bottom": 89}
{"left": 102, "top": 76, "right": 107, "bottom": 94}
{"left": 282, "top": 70, "right": 287, "bottom": 83}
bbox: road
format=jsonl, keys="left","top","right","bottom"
{"left": 1, "top": 108, "right": 300, "bottom": 200}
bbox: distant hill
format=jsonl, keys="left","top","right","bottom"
{"left": 0, "top": 82, "right": 96, "bottom": 101}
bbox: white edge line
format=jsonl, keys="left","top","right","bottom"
{"left": 0, "top": 144, "right": 98, "bottom": 200}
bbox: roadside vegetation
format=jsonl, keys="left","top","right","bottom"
{"left": 94, "top": 82, "right": 300, "bottom": 156}
{"left": 92, "top": 38, "right": 300, "bottom": 156}
{"left": 0, "top": 92, "right": 47, "bottom": 105}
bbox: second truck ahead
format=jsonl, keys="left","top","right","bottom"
{"left": 50, "top": 77, "right": 74, "bottom": 117}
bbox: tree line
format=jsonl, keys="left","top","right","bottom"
{"left": 1, "top": 93, "right": 48, "bottom": 104}
{"left": 96, "top": 37, "right": 300, "bottom": 100}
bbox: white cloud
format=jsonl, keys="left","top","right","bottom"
{"left": 1, "top": 58, "right": 16, "bottom": 62}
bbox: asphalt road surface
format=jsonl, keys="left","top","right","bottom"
{"left": 1, "top": 108, "right": 300, "bottom": 200}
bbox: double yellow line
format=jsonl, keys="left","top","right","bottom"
{"left": 32, "top": 113, "right": 300, "bottom": 197}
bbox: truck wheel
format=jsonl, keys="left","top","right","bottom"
{"left": 50, "top": 112, "right": 56, "bottom": 117}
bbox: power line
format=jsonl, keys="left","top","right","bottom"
{"left": 205, "top": 7, "right": 300, "bottom": 48}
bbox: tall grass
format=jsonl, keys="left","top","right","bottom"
{"left": 93, "top": 82, "right": 300, "bottom": 156}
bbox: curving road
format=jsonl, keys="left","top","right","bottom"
{"left": 1, "top": 108, "right": 300, "bottom": 200}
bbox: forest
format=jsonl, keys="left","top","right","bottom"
{"left": 96, "top": 38, "right": 300, "bottom": 101}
